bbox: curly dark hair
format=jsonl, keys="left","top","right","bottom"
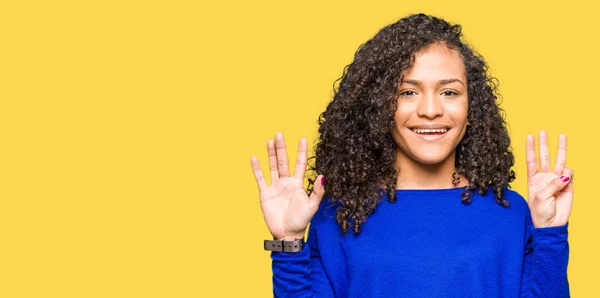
{"left": 306, "top": 13, "right": 516, "bottom": 235}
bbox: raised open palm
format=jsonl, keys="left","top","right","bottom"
{"left": 250, "top": 133, "right": 325, "bottom": 240}
{"left": 526, "top": 130, "right": 574, "bottom": 228}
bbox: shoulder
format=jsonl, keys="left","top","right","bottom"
{"left": 501, "top": 188, "right": 527, "bottom": 205}
{"left": 487, "top": 187, "right": 531, "bottom": 217}
{"left": 502, "top": 188, "right": 528, "bottom": 207}
{"left": 462, "top": 186, "right": 531, "bottom": 219}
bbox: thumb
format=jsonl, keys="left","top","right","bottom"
{"left": 308, "top": 175, "right": 326, "bottom": 209}
{"left": 534, "top": 168, "right": 573, "bottom": 203}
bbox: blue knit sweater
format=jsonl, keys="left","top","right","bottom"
{"left": 271, "top": 187, "right": 569, "bottom": 297}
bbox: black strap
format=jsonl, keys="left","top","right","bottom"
{"left": 264, "top": 238, "right": 304, "bottom": 252}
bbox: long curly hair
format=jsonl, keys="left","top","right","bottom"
{"left": 306, "top": 13, "right": 516, "bottom": 235}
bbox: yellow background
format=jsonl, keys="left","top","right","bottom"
{"left": 1, "top": 0, "right": 598, "bottom": 297}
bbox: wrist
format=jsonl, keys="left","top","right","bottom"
{"left": 273, "top": 230, "right": 306, "bottom": 241}
{"left": 276, "top": 235, "right": 305, "bottom": 241}
{"left": 264, "top": 238, "right": 305, "bottom": 252}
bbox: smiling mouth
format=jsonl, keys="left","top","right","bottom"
{"left": 410, "top": 128, "right": 449, "bottom": 135}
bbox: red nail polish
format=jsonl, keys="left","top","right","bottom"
{"left": 321, "top": 176, "right": 325, "bottom": 186}
{"left": 560, "top": 176, "right": 570, "bottom": 183}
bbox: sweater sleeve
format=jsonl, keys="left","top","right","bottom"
{"left": 520, "top": 214, "right": 570, "bottom": 297}
{"left": 270, "top": 222, "right": 336, "bottom": 298}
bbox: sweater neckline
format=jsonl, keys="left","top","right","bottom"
{"left": 395, "top": 187, "right": 464, "bottom": 195}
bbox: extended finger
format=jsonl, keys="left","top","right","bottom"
{"left": 250, "top": 156, "right": 268, "bottom": 191}
{"left": 538, "top": 130, "right": 551, "bottom": 172}
{"left": 267, "top": 140, "right": 279, "bottom": 183}
{"left": 553, "top": 134, "right": 567, "bottom": 175}
{"left": 275, "top": 132, "right": 291, "bottom": 177}
{"left": 526, "top": 134, "right": 538, "bottom": 179}
{"left": 294, "top": 137, "right": 308, "bottom": 179}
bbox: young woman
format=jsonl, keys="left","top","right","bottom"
{"left": 250, "top": 14, "right": 573, "bottom": 297}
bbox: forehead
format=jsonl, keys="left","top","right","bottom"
{"left": 401, "top": 43, "right": 466, "bottom": 82}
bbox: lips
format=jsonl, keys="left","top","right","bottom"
{"left": 409, "top": 125, "right": 451, "bottom": 134}
{"left": 407, "top": 125, "right": 451, "bottom": 141}
{"left": 411, "top": 128, "right": 449, "bottom": 134}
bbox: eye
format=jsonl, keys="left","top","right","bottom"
{"left": 399, "top": 90, "right": 417, "bottom": 97}
{"left": 441, "top": 90, "right": 459, "bottom": 97}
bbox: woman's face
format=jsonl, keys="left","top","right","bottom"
{"left": 391, "top": 43, "right": 469, "bottom": 166}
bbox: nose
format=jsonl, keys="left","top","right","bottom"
{"left": 416, "top": 92, "right": 443, "bottom": 119}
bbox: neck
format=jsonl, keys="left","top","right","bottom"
{"left": 394, "top": 152, "right": 466, "bottom": 189}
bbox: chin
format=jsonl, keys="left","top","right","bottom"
{"left": 411, "top": 151, "right": 452, "bottom": 165}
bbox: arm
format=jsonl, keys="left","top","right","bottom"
{"left": 271, "top": 223, "right": 336, "bottom": 298}
{"left": 520, "top": 131, "right": 573, "bottom": 297}
{"left": 521, "top": 216, "right": 570, "bottom": 297}
{"left": 249, "top": 134, "right": 329, "bottom": 296}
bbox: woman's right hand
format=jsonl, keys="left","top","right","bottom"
{"left": 250, "top": 132, "right": 325, "bottom": 241}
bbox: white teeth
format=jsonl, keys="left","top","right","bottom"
{"left": 411, "top": 128, "right": 448, "bottom": 134}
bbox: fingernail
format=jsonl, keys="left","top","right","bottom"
{"left": 560, "top": 175, "right": 570, "bottom": 183}
{"left": 321, "top": 176, "right": 325, "bottom": 186}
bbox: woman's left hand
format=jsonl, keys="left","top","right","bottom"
{"left": 526, "top": 130, "right": 574, "bottom": 228}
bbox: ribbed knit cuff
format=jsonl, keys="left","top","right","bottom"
{"left": 532, "top": 222, "right": 569, "bottom": 246}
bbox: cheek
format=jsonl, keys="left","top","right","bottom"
{"left": 446, "top": 101, "right": 468, "bottom": 124}
{"left": 393, "top": 104, "right": 413, "bottom": 123}
{"left": 392, "top": 108, "right": 410, "bottom": 141}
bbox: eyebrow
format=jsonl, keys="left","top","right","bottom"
{"left": 402, "top": 78, "right": 465, "bottom": 87}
